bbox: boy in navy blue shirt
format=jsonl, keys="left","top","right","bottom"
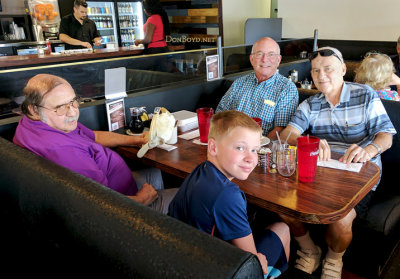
{"left": 168, "top": 110, "right": 290, "bottom": 278}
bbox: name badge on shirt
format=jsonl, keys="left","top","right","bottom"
{"left": 264, "top": 99, "right": 275, "bottom": 106}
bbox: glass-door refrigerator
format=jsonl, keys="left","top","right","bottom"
{"left": 116, "top": 1, "right": 144, "bottom": 47}
{"left": 86, "top": 1, "right": 118, "bottom": 47}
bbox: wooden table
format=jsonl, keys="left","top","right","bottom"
{"left": 117, "top": 136, "right": 380, "bottom": 224}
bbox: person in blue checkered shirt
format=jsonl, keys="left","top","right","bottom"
{"left": 216, "top": 37, "right": 299, "bottom": 140}
{"left": 279, "top": 47, "right": 396, "bottom": 279}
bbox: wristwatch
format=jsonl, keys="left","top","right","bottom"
{"left": 368, "top": 142, "right": 381, "bottom": 157}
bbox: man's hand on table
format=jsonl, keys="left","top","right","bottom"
{"left": 339, "top": 144, "right": 372, "bottom": 164}
{"left": 318, "top": 139, "right": 331, "bottom": 161}
{"left": 318, "top": 141, "right": 372, "bottom": 164}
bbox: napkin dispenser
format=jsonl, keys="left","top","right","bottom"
{"left": 172, "top": 110, "right": 198, "bottom": 133}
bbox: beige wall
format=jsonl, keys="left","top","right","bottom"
{"left": 222, "top": 0, "right": 271, "bottom": 46}
{"left": 279, "top": 0, "right": 399, "bottom": 41}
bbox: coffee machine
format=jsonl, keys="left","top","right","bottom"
{"left": 25, "top": 0, "right": 61, "bottom": 41}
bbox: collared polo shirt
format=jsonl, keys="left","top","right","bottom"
{"left": 59, "top": 14, "right": 100, "bottom": 49}
{"left": 13, "top": 116, "right": 138, "bottom": 196}
{"left": 168, "top": 161, "right": 251, "bottom": 241}
{"left": 216, "top": 72, "right": 298, "bottom": 136}
{"left": 289, "top": 82, "right": 396, "bottom": 189}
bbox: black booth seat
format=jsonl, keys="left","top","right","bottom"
{"left": 0, "top": 136, "right": 263, "bottom": 279}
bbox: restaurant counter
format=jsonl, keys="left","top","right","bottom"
{"left": 0, "top": 46, "right": 144, "bottom": 70}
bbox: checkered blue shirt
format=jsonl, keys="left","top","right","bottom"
{"left": 289, "top": 82, "right": 396, "bottom": 189}
{"left": 216, "top": 72, "right": 299, "bottom": 136}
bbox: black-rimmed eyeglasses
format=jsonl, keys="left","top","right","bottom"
{"left": 308, "top": 49, "right": 343, "bottom": 63}
{"left": 36, "top": 96, "right": 80, "bottom": 116}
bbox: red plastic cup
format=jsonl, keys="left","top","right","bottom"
{"left": 196, "top": 107, "right": 214, "bottom": 143}
{"left": 252, "top": 117, "right": 262, "bottom": 127}
{"left": 297, "top": 136, "right": 320, "bottom": 182}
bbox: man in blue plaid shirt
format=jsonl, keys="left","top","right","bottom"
{"left": 216, "top": 37, "right": 298, "bottom": 139}
{"left": 280, "top": 47, "right": 396, "bottom": 279}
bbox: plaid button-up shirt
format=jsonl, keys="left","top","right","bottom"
{"left": 216, "top": 72, "right": 299, "bottom": 136}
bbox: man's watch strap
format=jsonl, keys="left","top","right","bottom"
{"left": 369, "top": 142, "right": 381, "bottom": 157}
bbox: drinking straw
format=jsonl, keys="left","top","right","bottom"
{"left": 284, "top": 128, "right": 293, "bottom": 145}
{"left": 276, "top": 131, "right": 282, "bottom": 150}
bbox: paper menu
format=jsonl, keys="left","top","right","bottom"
{"left": 317, "top": 159, "right": 363, "bottom": 173}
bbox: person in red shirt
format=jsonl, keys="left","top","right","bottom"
{"left": 135, "top": 0, "right": 170, "bottom": 54}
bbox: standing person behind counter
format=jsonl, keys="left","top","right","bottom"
{"left": 134, "top": 0, "right": 170, "bottom": 54}
{"left": 59, "top": 0, "right": 102, "bottom": 49}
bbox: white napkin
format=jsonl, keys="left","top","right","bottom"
{"left": 179, "top": 129, "right": 200, "bottom": 140}
{"left": 192, "top": 139, "right": 208, "bottom": 145}
{"left": 317, "top": 159, "right": 363, "bottom": 173}
{"left": 157, "top": 144, "right": 177, "bottom": 152}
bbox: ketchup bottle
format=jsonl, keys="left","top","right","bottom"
{"left": 46, "top": 39, "right": 52, "bottom": 54}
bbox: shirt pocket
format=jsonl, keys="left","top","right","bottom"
{"left": 344, "top": 115, "right": 366, "bottom": 141}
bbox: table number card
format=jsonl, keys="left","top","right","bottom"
{"left": 106, "top": 98, "right": 126, "bottom": 131}
{"left": 206, "top": 55, "right": 219, "bottom": 81}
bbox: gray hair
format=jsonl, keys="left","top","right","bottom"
{"left": 21, "top": 74, "right": 69, "bottom": 117}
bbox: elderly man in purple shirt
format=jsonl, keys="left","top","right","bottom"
{"left": 13, "top": 74, "right": 176, "bottom": 214}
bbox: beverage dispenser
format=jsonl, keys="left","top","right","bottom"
{"left": 25, "top": 0, "right": 61, "bottom": 41}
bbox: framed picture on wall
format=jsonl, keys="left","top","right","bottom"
{"left": 106, "top": 98, "right": 126, "bottom": 131}
{"left": 206, "top": 55, "right": 219, "bottom": 81}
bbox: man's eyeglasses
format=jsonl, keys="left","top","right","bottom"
{"left": 251, "top": 51, "right": 279, "bottom": 59}
{"left": 308, "top": 49, "right": 343, "bottom": 63}
{"left": 37, "top": 96, "right": 80, "bottom": 116}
